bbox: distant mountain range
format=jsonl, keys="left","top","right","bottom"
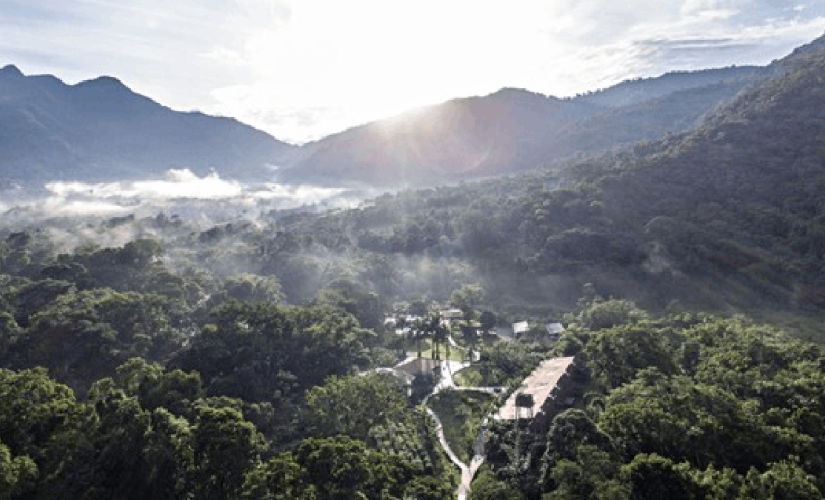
{"left": 277, "top": 66, "right": 768, "bottom": 187}
{"left": 0, "top": 65, "right": 296, "bottom": 187}
{"left": 0, "top": 34, "right": 822, "bottom": 189}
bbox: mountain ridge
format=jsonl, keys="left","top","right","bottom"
{"left": 0, "top": 66, "right": 297, "bottom": 187}
{"left": 2, "top": 31, "right": 824, "bottom": 189}
{"left": 574, "top": 65, "right": 764, "bottom": 108}
{"left": 274, "top": 55, "right": 803, "bottom": 188}
{"left": 279, "top": 32, "right": 825, "bottom": 188}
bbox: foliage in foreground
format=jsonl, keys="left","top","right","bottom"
{"left": 477, "top": 304, "right": 825, "bottom": 499}
{"left": 0, "top": 362, "right": 458, "bottom": 500}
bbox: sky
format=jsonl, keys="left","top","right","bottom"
{"left": 2, "top": 0, "right": 824, "bottom": 144}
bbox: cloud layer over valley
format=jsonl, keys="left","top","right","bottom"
{"left": 0, "top": 169, "right": 359, "bottom": 222}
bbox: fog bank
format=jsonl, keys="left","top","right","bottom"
{"left": 1, "top": 169, "right": 373, "bottom": 222}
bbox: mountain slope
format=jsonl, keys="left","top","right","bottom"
{"left": 0, "top": 65, "right": 296, "bottom": 186}
{"left": 575, "top": 65, "right": 763, "bottom": 108}
{"left": 590, "top": 43, "right": 825, "bottom": 308}
{"left": 277, "top": 89, "right": 598, "bottom": 187}
{"left": 533, "top": 74, "right": 763, "bottom": 164}
{"left": 267, "top": 36, "right": 825, "bottom": 316}
{"left": 493, "top": 40, "right": 825, "bottom": 311}
{"left": 280, "top": 35, "right": 825, "bottom": 189}
{"left": 276, "top": 67, "right": 768, "bottom": 188}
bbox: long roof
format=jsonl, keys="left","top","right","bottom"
{"left": 496, "top": 356, "right": 575, "bottom": 420}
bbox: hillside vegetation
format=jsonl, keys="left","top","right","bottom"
{"left": 273, "top": 39, "right": 825, "bottom": 321}
{"left": 475, "top": 304, "right": 825, "bottom": 499}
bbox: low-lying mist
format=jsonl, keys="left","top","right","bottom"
{"left": 0, "top": 169, "right": 376, "bottom": 224}
{"left": 1, "top": 169, "right": 445, "bottom": 313}
{"left": 0, "top": 164, "right": 683, "bottom": 320}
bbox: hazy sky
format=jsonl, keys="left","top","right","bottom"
{"left": 2, "top": 0, "right": 824, "bottom": 144}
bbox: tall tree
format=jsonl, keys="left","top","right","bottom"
{"left": 305, "top": 373, "right": 407, "bottom": 441}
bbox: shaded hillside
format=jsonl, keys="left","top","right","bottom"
{"left": 260, "top": 38, "right": 825, "bottom": 317}
{"left": 575, "top": 65, "right": 763, "bottom": 108}
{"left": 539, "top": 75, "right": 762, "bottom": 163}
{"left": 585, "top": 44, "right": 825, "bottom": 308}
{"left": 277, "top": 89, "right": 597, "bottom": 188}
{"left": 0, "top": 65, "right": 296, "bottom": 186}
{"left": 512, "top": 42, "right": 825, "bottom": 311}
{"left": 518, "top": 43, "right": 825, "bottom": 312}
{"left": 277, "top": 68, "right": 768, "bottom": 189}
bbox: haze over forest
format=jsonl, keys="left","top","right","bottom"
{"left": 2, "top": 29, "right": 825, "bottom": 500}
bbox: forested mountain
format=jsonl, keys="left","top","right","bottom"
{"left": 265, "top": 32, "right": 825, "bottom": 317}
{"left": 275, "top": 89, "right": 597, "bottom": 187}
{"left": 575, "top": 65, "right": 763, "bottom": 108}
{"left": 273, "top": 35, "right": 825, "bottom": 189}
{"left": 275, "top": 67, "right": 767, "bottom": 188}
{"left": 2, "top": 36, "right": 823, "bottom": 317}
{"left": 0, "top": 65, "right": 297, "bottom": 187}
{"left": 543, "top": 75, "right": 763, "bottom": 162}
{"left": 0, "top": 39, "right": 804, "bottom": 190}
{"left": 2, "top": 35, "right": 824, "bottom": 316}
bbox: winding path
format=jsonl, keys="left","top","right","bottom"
{"left": 422, "top": 359, "right": 502, "bottom": 500}
{"left": 424, "top": 406, "right": 472, "bottom": 498}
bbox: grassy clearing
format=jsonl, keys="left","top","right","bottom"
{"left": 453, "top": 366, "right": 484, "bottom": 387}
{"left": 453, "top": 364, "right": 515, "bottom": 388}
{"left": 428, "top": 389, "right": 494, "bottom": 463}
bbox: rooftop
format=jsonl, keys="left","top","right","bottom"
{"left": 496, "top": 356, "right": 576, "bottom": 420}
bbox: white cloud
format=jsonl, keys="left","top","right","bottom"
{"left": 0, "top": 170, "right": 357, "bottom": 220}
{"left": 45, "top": 169, "right": 242, "bottom": 201}
{"left": 250, "top": 182, "right": 345, "bottom": 202}
{"left": 135, "top": 170, "right": 244, "bottom": 199}
{"left": 41, "top": 199, "right": 133, "bottom": 217}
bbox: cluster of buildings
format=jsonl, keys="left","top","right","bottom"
{"left": 384, "top": 309, "right": 566, "bottom": 343}
{"left": 382, "top": 308, "right": 578, "bottom": 431}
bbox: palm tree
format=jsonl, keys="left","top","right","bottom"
{"left": 444, "top": 327, "right": 452, "bottom": 362}
{"left": 428, "top": 313, "right": 446, "bottom": 361}
{"left": 413, "top": 317, "right": 425, "bottom": 358}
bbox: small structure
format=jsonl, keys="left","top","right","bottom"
{"left": 441, "top": 309, "right": 464, "bottom": 322}
{"left": 546, "top": 322, "right": 564, "bottom": 335}
{"left": 545, "top": 322, "right": 565, "bottom": 342}
{"left": 512, "top": 321, "right": 529, "bottom": 336}
{"left": 461, "top": 322, "right": 482, "bottom": 340}
{"left": 371, "top": 367, "right": 416, "bottom": 397}
{"left": 496, "top": 356, "right": 577, "bottom": 432}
